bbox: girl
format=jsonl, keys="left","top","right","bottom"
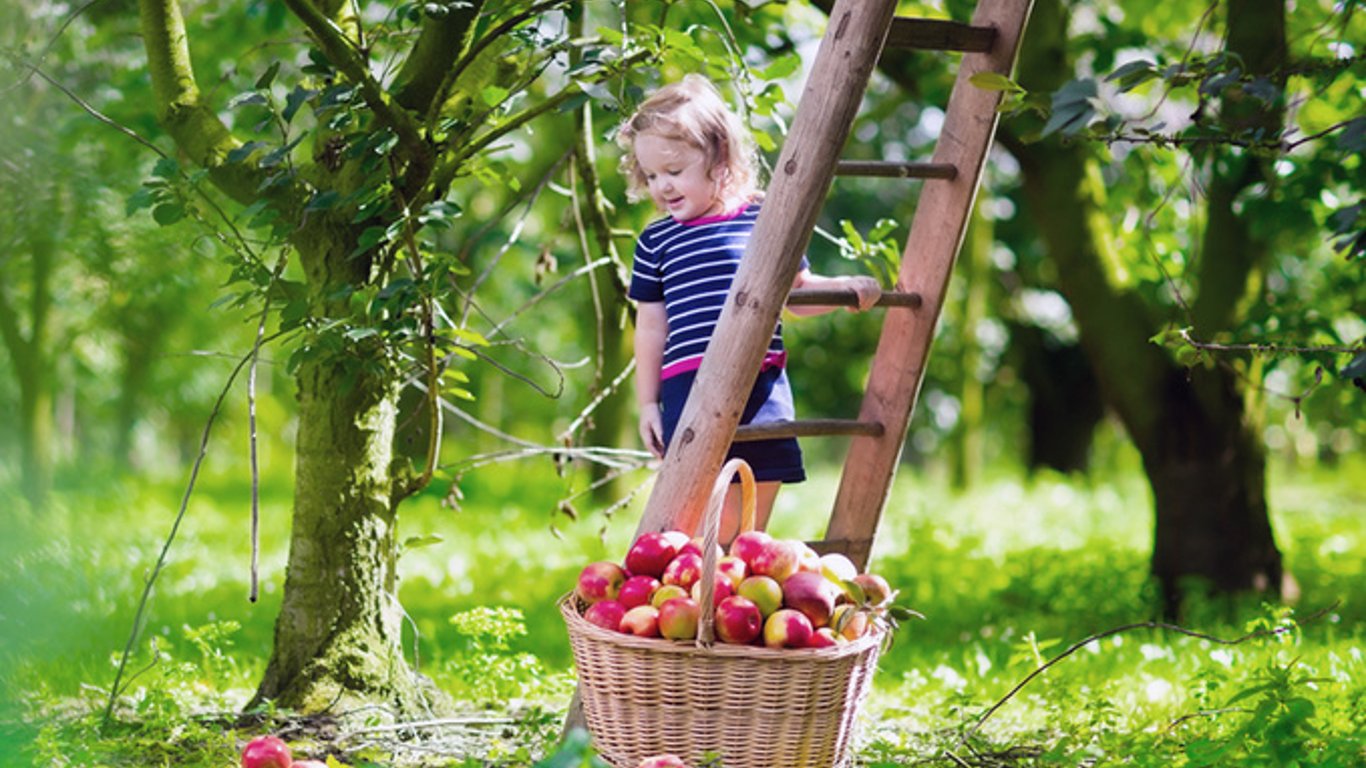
{"left": 619, "top": 75, "right": 881, "bottom": 541}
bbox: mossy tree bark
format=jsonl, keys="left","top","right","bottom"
{"left": 1001, "top": 0, "right": 1285, "bottom": 615}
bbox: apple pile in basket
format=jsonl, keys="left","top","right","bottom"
{"left": 574, "top": 529, "right": 919, "bottom": 648}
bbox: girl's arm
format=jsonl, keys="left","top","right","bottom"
{"left": 634, "top": 301, "right": 668, "bottom": 458}
{"left": 787, "top": 269, "right": 882, "bottom": 316}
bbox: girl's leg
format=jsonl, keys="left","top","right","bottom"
{"left": 720, "top": 480, "right": 780, "bottom": 544}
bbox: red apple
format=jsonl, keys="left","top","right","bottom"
{"left": 830, "top": 603, "right": 870, "bottom": 640}
{"left": 661, "top": 551, "right": 704, "bottom": 591}
{"left": 625, "top": 532, "right": 682, "bottom": 579}
{"left": 806, "top": 627, "right": 841, "bottom": 648}
{"left": 736, "top": 575, "right": 784, "bottom": 617}
{"left": 750, "top": 538, "right": 802, "bottom": 583}
{"left": 618, "top": 575, "right": 661, "bottom": 610}
{"left": 292, "top": 762, "right": 329, "bottom": 768}
{"left": 713, "top": 595, "right": 763, "bottom": 645}
{"left": 763, "top": 608, "right": 814, "bottom": 649}
{"left": 716, "top": 555, "right": 748, "bottom": 587}
{"left": 637, "top": 755, "right": 689, "bottom": 768}
{"left": 241, "top": 735, "right": 291, "bottom": 768}
{"left": 620, "top": 604, "right": 661, "bottom": 637}
{"left": 729, "top": 530, "right": 772, "bottom": 567}
{"left": 682, "top": 535, "right": 725, "bottom": 562}
{"left": 583, "top": 600, "right": 626, "bottom": 632}
{"left": 796, "top": 544, "right": 822, "bottom": 574}
{"left": 657, "top": 597, "right": 700, "bottom": 641}
{"left": 689, "top": 572, "right": 734, "bottom": 607}
{"left": 650, "top": 583, "right": 689, "bottom": 608}
{"left": 853, "top": 572, "right": 893, "bottom": 605}
{"left": 782, "top": 571, "right": 840, "bottom": 628}
{"left": 576, "top": 561, "right": 626, "bottom": 604}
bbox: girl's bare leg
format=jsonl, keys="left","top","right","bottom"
{"left": 719, "top": 480, "right": 780, "bottom": 544}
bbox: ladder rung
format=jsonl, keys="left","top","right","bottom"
{"left": 734, "top": 419, "right": 885, "bottom": 442}
{"left": 836, "top": 160, "right": 957, "bottom": 180}
{"left": 807, "top": 537, "right": 875, "bottom": 568}
{"left": 787, "top": 289, "right": 923, "bottom": 308}
{"left": 885, "top": 17, "right": 997, "bottom": 53}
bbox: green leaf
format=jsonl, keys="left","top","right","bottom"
{"left": 402, "top": 534, "right": 444, "bottom": 551}
{"left": 970, "top": 71, "right": 1023, "bottom": 93}
{"left": 152, "top": 203, "right": 186, "bottom": 226}
{"left": 227, "top": 91, "right": 269, "bottom": 109}
{"left": 759, "top": 52, "right": 801, "bottom": 82}
{"left": 125, "top": 186, "right": 159, "bottom": 216}
{"left": 482, "top": 85, "right": 510, "bottom": 107}
{"left": 226, "top": 141, "right": 269, "bottom": 164}
{"left": 254, "top": 61, "right": 281, "bottom": 90}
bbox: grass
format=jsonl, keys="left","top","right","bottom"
{"left": 1, "top": 450, "right": 1362, "bottom": 766}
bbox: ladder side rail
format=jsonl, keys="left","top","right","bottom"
{"left": 825, "top": 0, "right": 1035, "bottom": 570}
{"left": 632, "top": 0, "right": 900, "bottom": 537}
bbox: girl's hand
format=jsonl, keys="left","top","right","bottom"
{"left": 639, "top": 405, "right": 665, "bottom": 458}
{"left": 845, "top": 275, "right": 882, "bottom": 312}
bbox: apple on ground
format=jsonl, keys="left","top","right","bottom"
{"left": 689, "top": 572, "right": 734, "bottom": 606}
{"left": 657, "top": 597, "right": 701, "bottom": 640}
{"left": 241, "top": 735, "right": 291, "bottom": 768}
{"left": 852, "top": 572, "right": 893, "bottom": 605}
{"left": 292, "top": 761, "right": 330, "bottom": 768}
{"left": 806, "top": 627, "right": 841, "bottom": 648}
{"left": 763, "top": 608, "right": 814, "bottom": 649}
{"left": 583, "top": 600, "right": 626, "bottom": 632}
{"left": 749, "top": 538, "right": 802, "bottom": 583}
{"left": 782, "top": 571, "right": 840, "bottom": 627}
{"left": 735, "top": 575, "right": 783, "bottom": 617}
{"left": 831, "top": 603, "right": 870, "bottom": 640}
{"left": 716, "top": 555, "right": 748, "bottom": 587}
{"left": 728, "top": 530, "right": 773, "bottom": 567}
{"left": 650, "top": 583, "right": 689, "bottom": 608}
{"left": 637, "top": 755, "right": 690, "bottom": 768}
{"left": 618, "top": 575, "right": 661, "bottom": 610}
{"left": 576, "top": 561, "right": 626, "bottom": 604}
{"left": 713, "top": 595, "right": 763, "bottom": 645}
{"left": 661, "top": 551, "right": 704, "bottom": 591}
{"left": 620, "top": 604, "right": 661, "bottom": 637}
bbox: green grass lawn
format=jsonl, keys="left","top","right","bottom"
{"left": 2, "top": 451, "right": 1362, "bottom": 766}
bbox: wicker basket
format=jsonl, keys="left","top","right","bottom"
{"left": 561, "top": 458, "right": 882, "bottom": 768}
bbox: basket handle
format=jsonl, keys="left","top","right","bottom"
{"left": 695, "top": 458, "right": 756, "bottom": 646}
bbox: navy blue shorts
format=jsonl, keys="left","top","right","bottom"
{"left": 659, "top": 366, "right": 806, "bottom": 484}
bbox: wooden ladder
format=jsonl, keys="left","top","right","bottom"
{"left": 632, "top": 0, "right": 1033, "bottom": 570}
{"left": 563, "top": 0, "right": 1031, "bottom": 737}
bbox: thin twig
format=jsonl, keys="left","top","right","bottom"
{"left": 248, "top": 254, "right": 289, "bottom": 602}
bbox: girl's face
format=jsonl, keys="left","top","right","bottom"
{"left": 634, "top": 132, "right": 723, "bottom": 222}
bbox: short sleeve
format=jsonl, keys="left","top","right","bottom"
{"left": 628, "top": 238, "right": 664, "bottom": 302}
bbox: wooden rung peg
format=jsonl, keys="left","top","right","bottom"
{"left": 734, "top": 419, "right": 885, "bottom": 442}
{"left": 835, "top": 160, "right": 958, "bottom": 180}
{"left": 787, "top": 289, "right": 924, "bottom": 308}
{"left": 884, "top": 17, "right": 996, "bottom": 53}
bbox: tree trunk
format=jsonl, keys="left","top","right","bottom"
{"left": 1002, "top": 0, "right": 1283, "bottom": 615}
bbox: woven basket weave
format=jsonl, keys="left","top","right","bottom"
{"left": 561, "top": 458, "right": 882, "bottom": 768}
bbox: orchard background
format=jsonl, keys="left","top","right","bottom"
{"left": 1, "top": 0, "right": 1363, "bottom": 766}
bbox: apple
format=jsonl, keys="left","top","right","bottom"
{"left": 782, "top": 571, "right": 840, "bottom": 627}
{"left": 650, "top": 583, "right": 689, "bottom": 608}
{"left": 749, "top": 538, "right": 802, "bottom": 583}
{"left": 583, "top": 600, "right": 626, "bottom": 632}
{"left": 241, "top": 735, "right": 291, "bottom": 768}
{"left": 763, "top": 608, "right": 814, "bottom": 649}
{"left": 819, "top": 553, "right": 859, "bottom": 584}
{"left": 618, "top": 575, "right": 661, "bottom": 610}
{"left": 657, "top": 597, "right": 700, "bottom": 641}
{"left": 661, "top": 551, "right": 704, "bottom": 591}
{"left": 637, "top": 755, "right": 689, "bottom": 768}
{"left": 682, "top": 535, "right": 724, "bottom": 562}
{"left": 736, "top": 575, "right": 784, "bottom": 617}
{"left": 625, "top": 532, "right": 683, "bottom": 579}
{"left": 806, "top": 627, "right": 841, "bottom": 649}
{"left": 576, "top": 561, "right": 626, "bottom": 604}
{"left": 716, "top": 555, "right": 748, "bottom": 587}
{"left": 689, "top": 572, "right": 734, "bottom": 607}
{"left": 292, "top": 762, "right": 329, "bottom": 768}
{"left": 830, "top": 603, "right": 870, "bottom": 640}
{"left": 796, "top": 544, "right": 822, "bottom": 574}
{"left": 620, "top": 604, "right": 661, "bottom": 637}
{"left": 728, "top": 530, "right": 772, "bottom": 567}
{"left": 713, "top": 596, "right": 763, "bottom": 645}
{"left": 852, "top": 572, "right": 893, "bottom": 605}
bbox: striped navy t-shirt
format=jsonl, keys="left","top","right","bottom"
{"left": 628, "top": 203, "right": 804, "bottom": 382}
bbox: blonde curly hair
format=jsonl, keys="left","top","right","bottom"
{"left": 617, "top": 75, "right": 761, "bottom": 213}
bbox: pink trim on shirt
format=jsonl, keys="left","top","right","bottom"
{"left": 677, "top": 204, "right": 750, "bottom": 227}
{"left": 660, "top": 350, "right": 787, "bottom": 382}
